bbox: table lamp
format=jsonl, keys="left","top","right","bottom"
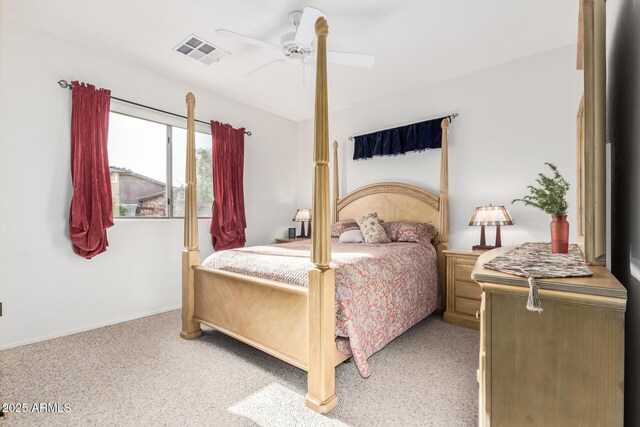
{"left": 469, "top": 205, "right": 514, "bottom": 250}
{"left": 292, "top": 208, "right": 312, "bottom": 238}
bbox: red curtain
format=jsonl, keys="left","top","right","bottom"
{"left": 68, "top": 81, "right": 113, "bottom": 259}
{"left": 210, "top": 121, "right": 246, "bottom": 251}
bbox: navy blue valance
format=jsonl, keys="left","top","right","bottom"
{"left": 352, "top": 117, "right": 444, "bottom": 160}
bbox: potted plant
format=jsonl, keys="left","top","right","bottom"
{"left": 512, "top": 163, "right": 571, "bottom": 253}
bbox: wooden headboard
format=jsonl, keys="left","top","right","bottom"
{"left": 337, "top": 182, "right": 440, "bottom": 229}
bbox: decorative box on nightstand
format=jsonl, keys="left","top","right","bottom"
{"left": 443, "top": 249, "right": 484, "bottom": 329}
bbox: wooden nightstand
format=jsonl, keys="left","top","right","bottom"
{"left": 275, "top": 237, "right": 309, "bottom": 244}
{"left": 443, "top": 249, "right": 484, "bottom": 329}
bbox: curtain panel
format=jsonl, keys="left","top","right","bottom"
{"left": 209, "top": 121, "right": 247, "bottom": 251}
{"left": 68, "top": 81, "right": 113, "bottom": 259}
{"left": 353, "top": 117, "right": 444, "bottom": 160}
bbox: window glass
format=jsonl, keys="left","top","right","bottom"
{"left": 171, "top": 127, "right": 213, "bottom": 217}
{"left": 108, "top": 112, "right": 167, "bottom": 217}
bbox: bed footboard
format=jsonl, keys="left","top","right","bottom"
{"left": 193, "top": 267, "right": 308, "bottom": 369}
{"left": 192, "top": 267, "right": 350, "bottom": 370}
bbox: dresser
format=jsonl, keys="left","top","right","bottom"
{"left": 443, "top": 250, "right": 483, "bottom": 329}
{"left": 472, "top": 247, "right": 627, "bottom": 426}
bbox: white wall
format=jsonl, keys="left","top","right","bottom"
{"left": 297, "top": 45, "right": 583, "bottom": 249}
{"left": 0, "top": 20, "right": 299, "bottom": 348}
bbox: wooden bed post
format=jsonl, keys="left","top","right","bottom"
{"left": 306, "top": 16, "right": 337, "bottom": 414}
{"left": 180, "top": 92, "right": 202, "bottom": 340}
{"left": 332, "top": 141, "right": 339, "bottom": 224}
{"left": 437, "top": 119, "right": 450, "bottom": 302}
{"left": 439, "top": 119, "right": 449, "bottom": 243}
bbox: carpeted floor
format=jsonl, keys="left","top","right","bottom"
{"left": 0, "top": 310, "right": 479, "bottom": 426}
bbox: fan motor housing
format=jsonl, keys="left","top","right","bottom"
{"left": 280, "top": 32, "right": 309, "bottom": 55}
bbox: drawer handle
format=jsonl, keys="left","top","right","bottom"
{"left": 475, "top": 310, "right": 480, "bottom": 319}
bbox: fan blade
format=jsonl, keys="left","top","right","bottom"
{"left": 216, "top": 29, "right": 281, "bottom": 51}
{"left": 327, "top": 51, "right": 375, "bottom": 68}
{"left": 302, "top": 63, "right": 316, "bottom": 86}
{"left": 295, "top": 7, "right": 326, "bottom": 46}
{"left": 244, "top": 59, "right": 286, "bottom": 77}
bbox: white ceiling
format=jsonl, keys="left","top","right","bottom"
{"left": 4, "top": 0, "right": 579, "bottom": 122}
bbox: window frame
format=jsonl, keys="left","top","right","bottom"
{"left": 109, "top": 101, "right": 212, "bottom": 219}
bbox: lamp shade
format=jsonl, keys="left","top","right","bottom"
{"left": 469, "top": 205, "right": 514, "bottom": 226}
{"left": 292, "top": 208, "right": 312, "bottom": 222}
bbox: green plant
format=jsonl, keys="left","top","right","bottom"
{"left": 512, "top": 163, "right": 570, "bottom": 215}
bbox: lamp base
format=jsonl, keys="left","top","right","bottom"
{"left": 472, "top": 244, "right": 496, "bottom": 251}
{"left": 297, "top": 222, "right": 306, "bottom": 239}
{"left": 472, "top": 224, "right": 504, "bottom": 251}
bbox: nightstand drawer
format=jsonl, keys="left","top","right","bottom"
{"left": 444, "top": 249, "right": 484, "bottom": 330}
{"left": 454, "top": 262, "right": 475, "bottom": 281}
{"left": 455, "top": 281, "right": 481, "bottom": 300}
{"left": 456, "top": 297, "right": 481, "bottom": 317}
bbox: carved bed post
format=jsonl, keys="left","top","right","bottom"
{"left": 180, "top": 92, "right": 202, "bottom": 340}
{"left": 437, "top": 119, "right": 450, "bottom": 304}
{"left": 439, "top": 119, "right": 449, "bottom": 243}
{"left": 306, "top": 16, "right": 337, "bottom": 414}
{"left": 332, "top": 141, "right": 339, "bottom": 224}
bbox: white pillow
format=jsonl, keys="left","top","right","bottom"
{"left": 339, "top": 229, "right": 364, "bottom": 243}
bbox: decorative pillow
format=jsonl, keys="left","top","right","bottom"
{"left": 331, "top": 219, "right": 360, "bottom": 237}
{"left": 339, "top": 229, "right": 365, "bottom": 243}
{"left": 382, "top": 221, "right": 438, "bottom": 247}
{"left": 356, "top": 213, "right": 391, "bottom": 244}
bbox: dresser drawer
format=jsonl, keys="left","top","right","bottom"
{"left": 455, "top": 297, "right": 481, "bottom": 317}
{"left": 455, "top": 280, "right": 482, "bottom": 300}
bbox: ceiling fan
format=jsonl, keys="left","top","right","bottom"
{"left": 216, "top": 7, "right": 375, "bottom": 80}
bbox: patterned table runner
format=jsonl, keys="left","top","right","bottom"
{"left": 483, "top": 242, "right": 592, "bottom": 312}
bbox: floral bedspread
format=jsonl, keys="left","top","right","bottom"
{"left": 201, "top": 239, "right": 440, "bottom": 377}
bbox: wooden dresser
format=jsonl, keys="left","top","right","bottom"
{"left": 443, "top": 250, "right": 483, "bottom": 329}
{"left": 472, "top": 247, "right": 627, "bottom": 426}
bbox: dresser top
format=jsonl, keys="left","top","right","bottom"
{"left": 472, "top": 246, "right": 627, "bottom": 300}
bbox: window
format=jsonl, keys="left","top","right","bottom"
{"left": 107, "top": 107, "right": 213, "bottom": 218}
{"left": 171, "top": 127, "right": 213, "bottom": 217}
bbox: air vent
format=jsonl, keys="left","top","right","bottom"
{"left": 175, "top": 35, "right": 228, "bottom": 65}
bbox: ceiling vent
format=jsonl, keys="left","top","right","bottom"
{"left": 175, "top": 35, "right": 228, "bottom": 65}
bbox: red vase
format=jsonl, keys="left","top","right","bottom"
{"left": 550, "top": 214, "right": 569, "bottom": 253}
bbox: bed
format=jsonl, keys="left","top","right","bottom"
{"left": 180, "top": 17, "right": 450, "bottom": 414}
{"left": 201, "top": 235, "right": 440, "bottom": 378}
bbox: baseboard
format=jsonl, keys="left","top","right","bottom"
{"left": 0, "top": 305, "right": 181, "bottom": 350}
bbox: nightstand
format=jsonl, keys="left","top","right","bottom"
{"left": 443, "top": 249, "right": 484, "bottom": 329}
{"left": 275, "top": 237, "right": 310, "bottom": 244}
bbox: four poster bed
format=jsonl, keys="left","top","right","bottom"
{"left": 180, "top": 17, "right": 449, "bottom": 414}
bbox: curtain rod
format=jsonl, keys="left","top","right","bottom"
{"left": 57, "top": 80, "right": 252, "bottom": 136}
{"left": 347, "top": 113, "right": 458, "bottom": 141}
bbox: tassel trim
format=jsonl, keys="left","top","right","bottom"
{"left": 526, "top": 276, "right": 543, "bottom": 313}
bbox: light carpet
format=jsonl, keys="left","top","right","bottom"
{"left": 0, "top": 310, "right": 479, "bottom": 426}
